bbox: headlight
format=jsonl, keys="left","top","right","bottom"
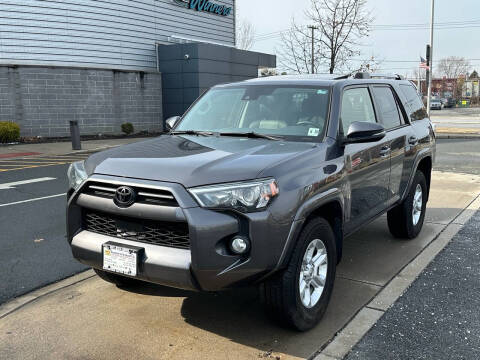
{"left": 67, "top": 161, "right": 87, "bottom": 191}
{"left": 189, "top": 179, "right": 279, "bottom": 213}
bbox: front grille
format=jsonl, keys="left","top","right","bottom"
{"left": 84, "top": 182, "right": 178, "bottom": 207}
{"left": 84, "top": 211, "right": 190, "bottom": 250}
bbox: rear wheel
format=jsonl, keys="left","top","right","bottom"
{"left": 94, "top": 268, "right": 143, "bottom": 288}
{"left": 387, "top": 170, "right": 428, "bottom": 239}
{"left": 261, "top": 217, "right": 337, "bottom": 331}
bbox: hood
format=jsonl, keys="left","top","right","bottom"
{"left": 85, "top": 135, "right": 317, "bottom": 188}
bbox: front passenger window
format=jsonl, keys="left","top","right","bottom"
{"left": 341, "top": 88, "right": 376, "bottom": 135}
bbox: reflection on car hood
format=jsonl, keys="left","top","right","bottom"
{"left": 84, "top": 135, "right": 318, "bottom": 187}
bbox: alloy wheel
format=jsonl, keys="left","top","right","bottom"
{"left": 298, "top": 239, "right": 328, "bottom": 308}
{"left": 412, "top": 184, "right": 423, "bottom": 226}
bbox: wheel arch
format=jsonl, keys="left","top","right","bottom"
{"left": 402, "top": 150, "right": 433, "bottom": 203}
{"left": 304, "top": 201, "right": 344, "bottom": 265}
{"left": 416, "top": 156, "right": 432, "bottom": 201}
{"left": 270, "top": 189, "right": 345, "bottom": 277}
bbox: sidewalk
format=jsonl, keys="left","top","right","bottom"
{"left": 0, "top": 137, "right": 148, "bottom": 157}
{"left": 345, "top": 209, "right": 480, "bottom": 360}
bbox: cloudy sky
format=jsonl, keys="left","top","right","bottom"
{"left": 237, "top": 0, "right": 480, "bottom": 77}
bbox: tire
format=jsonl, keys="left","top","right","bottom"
{"left": 260, "top": 217, "right": 337, "bottom": 331}
{"left": 387, "top": 170, "right": 428, "bottom": 239}
{"left": 94, "top": 268, "right": 143, "bottom": 288}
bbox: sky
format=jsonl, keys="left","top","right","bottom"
{"left": 236, "top": 0, "right": 480, "bottom": 78}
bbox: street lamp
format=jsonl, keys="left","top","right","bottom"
{"left": 427, "top": 0, "right": 435, "bottom": 115}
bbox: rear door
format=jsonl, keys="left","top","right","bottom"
{"left": 341, "top": 86, "right": 391, "bottom": 234}
{"left": 370, "top": 85, "right": 417, "bottom": 204}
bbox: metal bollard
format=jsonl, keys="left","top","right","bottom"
{"left": 69, "top": 120, "right": 82, "bottom": 150}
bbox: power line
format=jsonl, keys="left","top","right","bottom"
{"left": 253, "top": 18, "right": 480, "bottom": 41}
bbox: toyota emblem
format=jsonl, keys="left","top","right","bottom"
{"left": 114, "top": 186, "right": 136, "bottom": 207}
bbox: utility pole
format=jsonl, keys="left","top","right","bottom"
{"left": 307, "top": 25, "right": 318, "bottom": 74}
{"left": 418, "top": 65, "right": 421, "bottom": 95}
{"left": 427, "top": 0, "right": 435, "bottom": 115}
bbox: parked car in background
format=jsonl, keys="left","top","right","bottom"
{"left": 66, "top": 73, "right": 435, "bottom": 331}
{"left": 430, "top": 99, "right": 442, "bottom": 110}
{"left": 444, "top": 98, "right": 456, "bottom": 108}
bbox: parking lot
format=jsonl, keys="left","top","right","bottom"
{"left": 0, "top": 139, "right": 479, "bottom": 359}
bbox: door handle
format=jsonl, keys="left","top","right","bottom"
{"left": 408, "top": 136, "right": 419, "bottom": 146}
{"left": 380, "top": 146, "right": 391, "bottom": 158}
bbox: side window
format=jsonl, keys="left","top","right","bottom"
{"left": 341, "top": 87, "right": 376, "bottom": 134}
{"left": 372, "top": 87, "right": 401, "bottom": 129}
{"left": 399, "top": 84, "right": 428, "bottom": 121}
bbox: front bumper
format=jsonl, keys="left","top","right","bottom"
{"left": 71, "top": 231, "right": 196, "bottom": 290}
{"left": 67, "top": 175, "right": 291, "bottom": 291}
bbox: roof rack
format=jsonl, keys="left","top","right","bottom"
{"left": 353, "top": 72, "right": 404, "bottom": 80}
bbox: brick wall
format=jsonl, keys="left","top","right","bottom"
{"left": 0, "top": 66, "right": 163, "bottom": 137}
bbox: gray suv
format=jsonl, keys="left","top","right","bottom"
{"left": 67, "top": 74, "right": 435, "bottom": 331}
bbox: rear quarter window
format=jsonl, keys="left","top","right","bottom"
{"left": 399, "top": 84, "right": 428, "bottom": 121}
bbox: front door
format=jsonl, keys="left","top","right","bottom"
{"left": 341, "top": 87, "right": 391, "bottom": 234}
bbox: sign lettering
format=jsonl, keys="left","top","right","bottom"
{"left": 173, "top": 0, "right": 232, "bottom": 16}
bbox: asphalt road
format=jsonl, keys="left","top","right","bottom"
{"left": 0, "top": 161, "right": 88, "bottom": 304}
{"left": 431, "top": 107, "right": 480, "bottom": 129}
{"left": 435, "top": 138, "right": 480, "bottom": 175}
{"left": 346, "top": 209, "right": 480, "bottom": 360}
{"left": 0, "top": 138, "right": 478, "bottom": 305}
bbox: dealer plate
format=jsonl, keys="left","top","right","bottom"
{"left": 102, "top": 242, "right": 141, "bottom": 277}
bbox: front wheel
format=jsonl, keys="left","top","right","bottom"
{"left": 387, "top": 170, "right": 428, "bottom": 239}
{"left": 261, "top": 217, "right": 337, "bottom": 331}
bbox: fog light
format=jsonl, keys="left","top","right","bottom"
{"left": 230, "top": 237, "right": 250, "bottom": 255}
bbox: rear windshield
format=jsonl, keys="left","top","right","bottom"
{"left": 177, "top": 85, "right": 331, "bottom": 141}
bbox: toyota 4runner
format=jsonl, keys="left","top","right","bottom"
{"left": 67, "top": 73, "right": 435, "bottom": 331}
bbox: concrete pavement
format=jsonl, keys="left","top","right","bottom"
{"left": 1, "top": 170, "right": 479, "bottom": 360}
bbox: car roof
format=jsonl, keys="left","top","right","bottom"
{"left": 214, "top": 74, "right": 415, "bottom": 89}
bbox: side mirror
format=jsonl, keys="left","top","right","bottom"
{"left": 343, "top": 121, "right": 386, "bottom": 144}
{"left": 165, "top": 116, "right": 181, "bottom": 131}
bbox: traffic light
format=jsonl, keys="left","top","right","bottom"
{"left": 426, "top": 45, "right": 431, "bottom": 66}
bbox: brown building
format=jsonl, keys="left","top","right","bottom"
{"left": 417, "top": 77, "right": 460, "bottom": 98}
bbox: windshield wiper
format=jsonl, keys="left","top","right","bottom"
{"left": 218, "top": 131, "right": 282, "bottom": 141}
{"left": 170, "top": 130, "right": 214, "bottom": 137}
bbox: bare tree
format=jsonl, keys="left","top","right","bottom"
{"left": 437, "top": 56, "right": 470, "bottom": 79}
{"left": 236, "top": 19, "right": 255, "bottom": 50}
{"left": 279, "top": 0, "right": 372, "bottom": 74}
{"left": 410, "top": 67, "right": 427, "bottom": 94}
{"left": 349, "top": 55, "right": 383, "bottom": 73}
{"left": 278, "top": 19, "right": 326, "bottom": 74}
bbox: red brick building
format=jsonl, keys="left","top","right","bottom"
{"left": 418, "top": 77, "right": 460, "bottom": 98}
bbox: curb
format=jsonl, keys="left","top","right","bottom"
{"left": 0, "top": 270, "right": 95, "bottom": 320}
{"left": 313, "top": 193, "right": 480, "bottom": 360}
{"left": 436, "top": 134, "right": 480, "bottom": 139}
{"left": 64, "top": 144, "right": 118, "bottom": 156}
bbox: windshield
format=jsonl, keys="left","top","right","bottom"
{"left": 176, "top": 85, "right": 331, "bottom": 140}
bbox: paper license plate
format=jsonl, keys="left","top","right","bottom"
{"left": 102, "top": 242, "right": 141, "bottom": 277}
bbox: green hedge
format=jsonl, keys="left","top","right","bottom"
{"left": 121, "top": 122, "right": 134, "bottom": 135}
{"left": 0, "top": 122, "right": 20, "bottom": 143}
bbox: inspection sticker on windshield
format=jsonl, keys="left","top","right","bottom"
{"left": 308, "top": 128, "right": 320, "bottom": 136}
